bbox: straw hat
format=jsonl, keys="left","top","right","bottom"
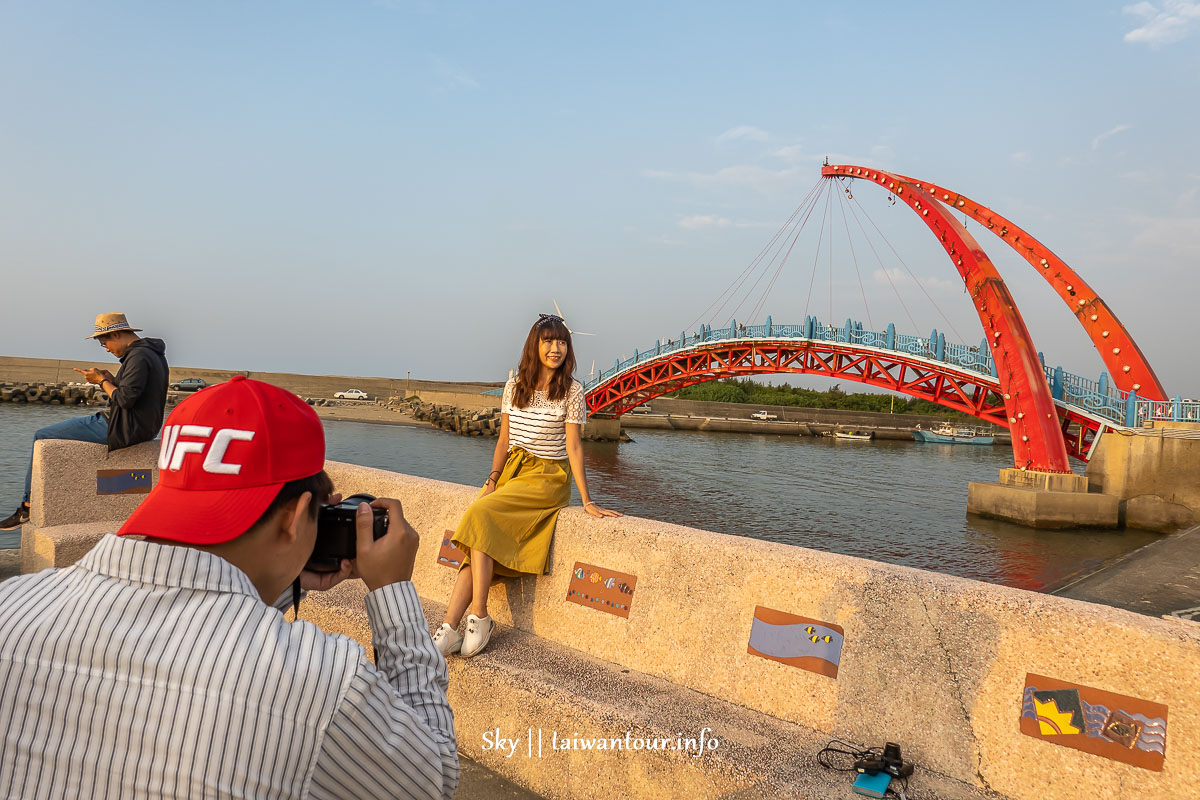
{"left": 86, "top": 312, "right": 143, "bottom": 340}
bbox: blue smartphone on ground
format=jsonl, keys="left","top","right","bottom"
{"left": 852, "top": 770, "right": 892, "bottom": 798}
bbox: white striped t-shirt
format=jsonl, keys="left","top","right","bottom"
{"left": 502, "top": 377, "right": 587, "bottom": 460}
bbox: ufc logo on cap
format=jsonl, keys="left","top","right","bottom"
{"left": 158, "top": 426, "right": 256, "bottom": 474}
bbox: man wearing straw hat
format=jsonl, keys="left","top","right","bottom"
{"left": 1, "top": 313, "right": 168, "bottom": 530}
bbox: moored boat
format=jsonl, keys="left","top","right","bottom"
{"left": 911, "top": 422, "right": 994, "bottom": 445}
{"left": 832, "top": 430, "right": 874, "bottom": 441}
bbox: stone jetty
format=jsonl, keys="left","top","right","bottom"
{"left": 0, "top": 382, "right": 103, "bottom": 406}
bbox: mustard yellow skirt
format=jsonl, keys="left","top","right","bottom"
{"left": 452, "top": 447, "right": 571, "bottom": 578}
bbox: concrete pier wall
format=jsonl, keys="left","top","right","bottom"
{"left": 21, "top": 441, "right": 1200, "bottom": 796}
{"left": 1086, "top": 421, "right": 1200, "bottom": 531}
{"left": 19, "top": 439, "right": 1200, "bottom": 800}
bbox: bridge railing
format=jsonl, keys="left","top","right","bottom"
{"left": 571, "top": 316, "right": 1199, "bottom": 428}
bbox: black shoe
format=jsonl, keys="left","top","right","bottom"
{"left": 0, "top": 505, "right": 29, "bottom": 530}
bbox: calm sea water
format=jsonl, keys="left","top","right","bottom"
{"left": 1, "top": 405, "right": 1157, "bottom": 590}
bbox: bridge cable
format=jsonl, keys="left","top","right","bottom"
{"left": 838, "top": 186, "right": 921, "bottom": 335}
{"left": 802, "top": 182, "right": 835, "bottom": 323}
{"left": 714, "top": 179, "right": 824, "bottom": 327}
{"left": 835, "top": 184, "right": 874, "bottom": 330}
{"left": 684, "top": 178, "right": 823, "bottom": 332}
{"left": 847, "top": 187, "right": 968, "bottom": 343}
{"left": 828, "top": 182, "right": 835, "bottom": 325}
{"left": 720, "top": 178, "right": 825, "bottom": 326}
{"left": 747, "top": 181, "right": 826, "bottom": 323}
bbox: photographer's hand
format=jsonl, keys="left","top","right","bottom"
{"left": 300, "top": 559, "right": 355, "bottom": 592}
{"left": 355, "top": 497, "right": 420, "bottom": 592}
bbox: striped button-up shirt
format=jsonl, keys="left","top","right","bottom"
{"left": 0, "top": 535, "right": 458, "bottom": 799}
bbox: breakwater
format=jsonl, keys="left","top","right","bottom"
{"left": 1, "top": 382, "right": 104, "bottom": 406}
{"left": 396, "top": 398, "right": 631, "bottom": 442}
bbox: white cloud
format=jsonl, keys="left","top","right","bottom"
{"left": 872, "top": 267, "right": 958, "bottom": 293}
{"left": 772, "top": 143, "right": 806, "bottom": 164}
{"left": 432, "top": 57, "right": 478, "bottom": 90}
{"left": 869, "top": 144, "right": 894, "bottom": 162}
{"left": 679, "top": 215, "right": 732, "bottom": 229}
{"left": 715, "top": 126, "right": 769, "bottom": 145}
{"left": 1123, "top": 1, "right": 1200, "bottom": 46}
{"left": 677, "top": 215, "right": 776, "bottom": 230}
{"left": 1091, "top": 124, "right": 1131, "bottom": 151}
{"left": 1010, "top": 152, "right": 1030, "bottom": 165}
{"left": 644, "top": 164, "right": 804, "bottom": 194}
{"left": 1126, "top": 212, "right": 1200, "bottom": 260}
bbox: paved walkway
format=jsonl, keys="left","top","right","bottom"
{"left": 1053, "top": 522, "right": 1200, "bottom": 620}
{"left": 456, "top": 758, "right": 544, "bottom": 799}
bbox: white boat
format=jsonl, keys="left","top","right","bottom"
{"left": 911, "top": 423, "right": 994, "bottom": 445}
{"left": 832, "top": 430, "right": 873, "bottom": 441}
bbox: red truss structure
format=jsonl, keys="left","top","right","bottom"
{"left": 585, "top": 339, "right": 1106, "bottom": 463}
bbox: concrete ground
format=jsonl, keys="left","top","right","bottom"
{"left": 458, "top": 757, "right": 546, "bottom": 799}
{"left": 1053, "top": 521, "right": 1200, "bottom": 620}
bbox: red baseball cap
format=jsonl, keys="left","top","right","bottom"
{"left": 118, "top": 376, "right": 326, "bottom": 545}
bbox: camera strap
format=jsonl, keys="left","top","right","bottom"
{"left": 291, "top": 577, "right": 301, "bottom": 617}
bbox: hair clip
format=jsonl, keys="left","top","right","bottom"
{"left": 537, "top": 313, "right": 565, "bottom": 326}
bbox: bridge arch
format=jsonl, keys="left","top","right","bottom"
{"left": 586, "top": 339, "right": 1008, "bottom": 426}
{"left": 821, "top": 165, "right": 1069, "bottom": 472}
{"left": 882, "top": 169, "right": 1165, "bottom": 400}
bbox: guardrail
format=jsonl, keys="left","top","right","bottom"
{"left": 573, "top": 316, "right": 1199, "bottom": 428}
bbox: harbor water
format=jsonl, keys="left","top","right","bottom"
{"left": 0, "top": 405, "right": 1157, "bottom": 591}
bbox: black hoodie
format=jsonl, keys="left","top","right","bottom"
{"left": 106, "top": 337, "right": 169, "bottom": 451}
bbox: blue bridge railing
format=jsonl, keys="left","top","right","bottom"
{"left": 485, "top": 316, "right": 1197, "bottom": 428}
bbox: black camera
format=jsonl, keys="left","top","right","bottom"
{"left": 305, "top": 493, "right": 389, "bottom": 573}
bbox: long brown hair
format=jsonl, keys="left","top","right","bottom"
{"left": 511, "top": 315, "right": 576, "bottom": 409}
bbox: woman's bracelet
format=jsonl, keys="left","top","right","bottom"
{"left": 583, "top": 501, "right": 596, "bottom": 507}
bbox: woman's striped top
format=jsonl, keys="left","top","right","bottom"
{"left": 502, "top": 377, "right": 587, "bottom": 460}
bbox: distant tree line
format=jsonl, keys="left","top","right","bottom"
{"left": 669, "top": 378, "right": 982, "bottom": 419}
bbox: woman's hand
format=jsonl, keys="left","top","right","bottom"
{"left": 584, "top": 502, "right": 622, "bottom": 518}
{"left": 480, "top": 483, "right": 497, "bottom": 498}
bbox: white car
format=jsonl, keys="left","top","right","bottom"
{"left": 334, "top": 389, "right": 369, "bottom": 400}
{"left": 750, "top": 410, "right": 778, "bottom": 420}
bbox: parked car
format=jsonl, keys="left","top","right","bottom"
{"left": 334, "top": 389, "right": 369, "bottom": 400}
{"left": 170, "top": 378, "right": 207, "bottom": 392}
{"left": 750, "top": 410, "right": 778, "bottom": 420}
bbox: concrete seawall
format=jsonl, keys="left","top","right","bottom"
{"left": 19, "top": 439, "right": 1200, "bottom": 800}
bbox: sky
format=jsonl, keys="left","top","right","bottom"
{"left": 1, "top": 1, "right": 1198, "bottom": 396}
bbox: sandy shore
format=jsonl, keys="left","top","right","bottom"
{"left": 312, "top": 404, "right": 433, "bottom": 428}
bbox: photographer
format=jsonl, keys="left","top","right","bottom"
{"left": 0, "top": 377, "right": 458, "bottom": 800}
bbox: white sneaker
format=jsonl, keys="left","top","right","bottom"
{"left": 460, "top": 614, "right": 495, "bottom": 658}
{"left": 432, "top": 623, "right": 463, "bottom": 656}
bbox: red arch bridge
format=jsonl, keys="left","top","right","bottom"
{"left": 579, "top": 164, "right": 1200, "bottom": 473}
{"left": 579, "top": 318, "right": 1197, "bottom": 465}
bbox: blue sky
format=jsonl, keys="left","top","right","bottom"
{"left": 2, "top": 1, "right": 1197, "bottom": 395}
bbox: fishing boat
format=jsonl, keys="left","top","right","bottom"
{"left": 832, "top": 430, "right": 873, "bottom": 441}
{"left": 911, "top": 422, "right": 994, "bottom": 445}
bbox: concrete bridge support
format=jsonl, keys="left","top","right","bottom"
{"left": 967, "top": 470, "right": 1119, "bottom": 530}
{"left": 1085, "top": 421, "right": 1200, "bottom": 532}
{"left": 968, "top": 421, "right": 1200, "bottom": 532}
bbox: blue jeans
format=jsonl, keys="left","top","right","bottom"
{"left": 23, "top": 413, "right": 110, "bottom": 504}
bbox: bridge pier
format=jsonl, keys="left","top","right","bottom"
{"left": 1084, "top": 420, "right": 1200, "bottom": 532}
{"left": 582, "top": 415, "right": 624, "bottom": 442}
{"left": 967, "top": 470, "right": 1120, "bottom": 530}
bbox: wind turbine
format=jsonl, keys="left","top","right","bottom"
{"left": 553, "top": 299, "right": 595, "bottom": 337}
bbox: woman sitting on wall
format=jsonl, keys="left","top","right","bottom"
{"left": 433, "top": 313, "right": 621, "bottom": 658}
